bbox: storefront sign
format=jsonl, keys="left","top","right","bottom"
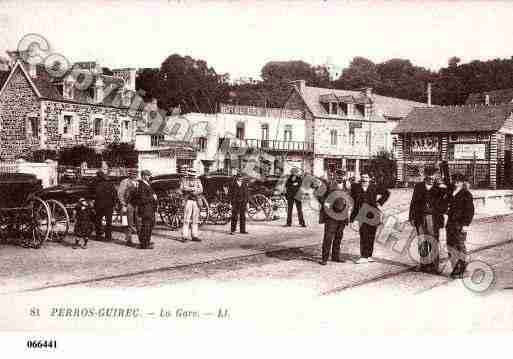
{"left": 454, "top": 143, "right": 486, "bottom": 160}
{"left": 411, "top": 135, "right": 439, "bottom": 153}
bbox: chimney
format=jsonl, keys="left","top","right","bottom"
{"left": 427, "top": 83, "right": 432, "bottom": 107}
{"left": 94, "top": 76, "right": 104, "bottom": 104}
{"left": 485, "top": 94, "right": 490, "bottom": 105}
{"left": 27, "top": 63, "right": 37, "bottom": 78}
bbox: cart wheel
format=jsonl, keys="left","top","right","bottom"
{"left": 160, "top": 195, "right": 183, "bottom": 230}
{"left": 25, "top": 197, "right": 51, "bottom": 248}
{"left": 247, "top": 194, "right": 272, "bottom": 221}
{"left": 46, "top": 199, "right": 70, "bottom": 242}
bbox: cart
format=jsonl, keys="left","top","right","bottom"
{"left": 0, "top": 173, "right": 52, "bottom": 248}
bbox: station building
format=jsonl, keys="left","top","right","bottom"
{"left": 392, "top": 103, "right": 513, "bottom": 189}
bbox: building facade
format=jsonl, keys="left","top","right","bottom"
{"left": 392, "top": 103, "right": 513, "bottom": 189}
{"left": 283, "top": 80, "right": 428, "bottom": 178}
{"left": 0, "top": 52, "right": 143, "bottom": 160}
{"left": 134, "top": 103, "right": 310, "bottom": 176}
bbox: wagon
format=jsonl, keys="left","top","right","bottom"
{"left": 35, "top": 175, "right": 125, "bottom": 241}
{"left": 248, "top": 175, "right": 287, "bottom": 217}
{"left": 150, "top": 174, "right": 209, "bottom": 230}
{"left": 200, "top": 174, "right": 276, "bottom": 222}
{"left": 0, "top": 173, "right": 51, "bottom": 248}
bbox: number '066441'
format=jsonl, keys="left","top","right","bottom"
{"left": 26, "top": 340, "right": 57, "bottom": 349}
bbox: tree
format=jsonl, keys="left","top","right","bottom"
{"left": 334, "top": 57, "right": 381, "bottom": 90}
{"left": 157, "top": 54, "right": 229, "bottom": 113}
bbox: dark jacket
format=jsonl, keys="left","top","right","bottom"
{"left": 228, "top": 177, "right": 249, "bottom": 206}
{"left": 318, "top": 180, "right": 352, "bottom": 224}
{"left": 447, "top": 187, "right": 474, "bottom": 227}
{"left": 134, "top": 180, "right": 158, "bottom": 219}
{"left": 350, "top": 183, "right": 390, "bottom": 223}
{"left": 285, "top": 175, "right": 303, "bottom": 200}
{"left": 94, "top": 178, "right": 118, "bottom": 210}
{"left": 409, "top": 182, "right": 448, "bottom": 229}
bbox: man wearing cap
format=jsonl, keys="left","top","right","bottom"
{"left": 409, "top": 166, "right": 448, "bottom": 273}
{"left": 228, "top": 170, "right": 249, "bottom": 235}
{"left": 118, "top": 170, "right": 139, "bottom": 246}
{"left": 180, "top": 168, "right": 204, "bottom": 242}
{"left": 445, "top": 172, "right": 474, "bottom": 278}
{"left": 133, "top": 169, "right": 157, "bottom": 249}
{"left": 94, "top": 170, "right": 118, "bottom": 242}
{"left": 350, "top": 172, "right": 390, "bottom": 263}
{"left": 285, "top": 167, "right": 306, "bottom": 228}
{"left": 319, "top": 169, "right": 352, "bottom": 265}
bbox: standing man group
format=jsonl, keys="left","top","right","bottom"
{"left": 317, "top": 170, "right": 390, "bottom": 265}
{"left": 408, "top": 169, "right": 475, "bottom": 277}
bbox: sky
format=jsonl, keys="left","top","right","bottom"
{"left": 1, "top": 0, "right": 513, "bottom": 79}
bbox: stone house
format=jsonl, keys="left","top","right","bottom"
{"left": 283, "top": 80, "right": 428, "bottom": 178}
{"left": 0, "top": 52, "right": 143, "bottom": 161}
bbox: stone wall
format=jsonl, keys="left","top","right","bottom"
{"left": 0, "top": 67, "right": 40, "bottom": 160}
{"left": 41, "top": 100, "right": 140, "bottom": 150}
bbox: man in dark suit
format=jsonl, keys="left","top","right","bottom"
{"left": 409, "top": 167, "right": 448, "bottom": 273}
{"left": 134, "top": 169, "right": 158, "bottom": 249}
{"left": 446, "top": 173, "right": 475, "bottom": 278}
{"left": 350, "top": 172, "right": 390, "bottom": 263}
{"left": 94, "top": 170, "right": 118, "bottom": 242}
{"left": 228, "top": 170, "right": 249, "bottom": 235}
{"left": 285, "top": 167, "right": 306, "bottom": 227}
{"left": 318, "top": 169, "right": 353, "bottom": 265}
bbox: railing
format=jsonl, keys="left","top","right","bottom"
{"left": 219, "top": 138, "right": 313, "bottom": 152}
{"left": 0, "top": 161, "right": 17, "bottom": 173}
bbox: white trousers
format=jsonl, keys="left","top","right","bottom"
{"left": 183, "top": 199, "right": 200, "bottom": 239}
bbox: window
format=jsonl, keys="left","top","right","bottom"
{"left": 261, "top": 124, "right": 269, "bottom": 148}
{"left": 331, "top": 102, "right": 339, "bottom": 115}
{"left": 284, "top": 125, "right": 293, "bottom": 142}
{"left": 330, "top": 129, "right": 338, "bottom": 146}
{"left": 197, "top": 137, "right": 207, "bottom": 152}
{"left": 63, "top": 115, "right": 73, "bottom": 135}
{"left": 151, "top": 134, "right": 164, "bottom": 147}
{"left": 365, "top": 131, "right": 370, "bottom": 145}
{"left": 121, "top": 120, "right": 131, "bottom": 142}
{"left": 236, "top": 122, "right": 245, "bottom": 140}
{"left": 28, "top": 116, "right": 39, "bottom": 138}
{"left": 94, "top": 118, "right": 103, "bottom": 137}
{"left": 347, "top": 103, "right": 354, "bottom": 116}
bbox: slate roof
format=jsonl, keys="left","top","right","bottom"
{"left": 392, "top": 103, "right": 513, "bottom": 134}
{"left": 298, "top": 85, "right": 428, "bottom": 120}
{"left": 11, "top": 61, "right": 138, "bottom": 109}
{"left": 465, "top": 88, "right": 513, "bottom": 106}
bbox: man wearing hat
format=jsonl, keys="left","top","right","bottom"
{"left": 228, "top": 169, "right": 249, "bottom": 235}
{"left": 133, "top": 169, "right": 157, "bottom": 249}
{"left": 118, "top": 169, "right": 139, "bottom": 246}
{"left": 319, "top": 169, "right": 352, "bottom": 265}
{"left": 180, "top": 167, "right": 204, "bottom": 242}
{"left": 94, "top": 170, "right": 118, "bottom": 242}
{"left": 285, "top": 167, "right": 306, "bottom": 228}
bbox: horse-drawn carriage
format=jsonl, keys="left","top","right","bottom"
{"left": 0, "top": 173, "right": 52, "bottom": 248}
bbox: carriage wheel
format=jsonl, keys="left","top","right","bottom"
{"left": 159, "top": 194, "right": 184, "bottom": 230}
{"left": 25, "top": 197, "right": 51, "bottom": 249}
{"left": 247, "top": 194, "right": 273, "bottom": 221}
{"left": 270, "top": 195, "right": 287, "bottom": 213}
{"left": 47, "top": 199, "right": 70, "bottom": 242}
{"left": 208, "top": 201, "right": 230, "bottom": 225}
{"left": 197, "top": 195, "right": 209, "bottom": 225}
